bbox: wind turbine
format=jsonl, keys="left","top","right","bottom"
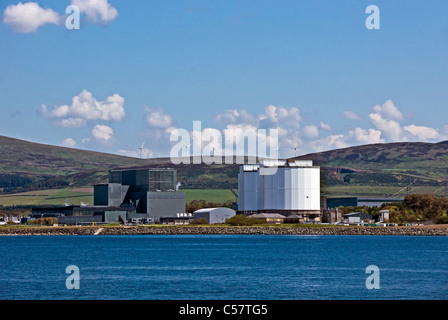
{"left": 274, "top": 147, "right": 279, "bottom": 159}
{"left": 138, "top": 141, "right": 145, "bottom": 159}
{"left": 293, "top": 147, "right": 301, "bottom": 157}
{"left": 185, "top": 144, "right": 191, "bottom": 157}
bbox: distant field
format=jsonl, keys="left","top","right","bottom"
{"left": 3, "top": 185, "right": 446, "bottom": 207}
{"left": 3, "top": 185, "right": 445, "bottom": 207}
{"left": 0, "top": 188, "right": 94, "bottom": 206}
{"left": 322, "top": 185, "right": 447, "bottom": 197}
{"left": 0, "top": 188, "right": 236, "bottom": 207}
{"left": 181, "top": 189, "right": 236, "bottom": 203}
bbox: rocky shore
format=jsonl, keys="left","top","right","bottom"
{"left": 1, "top": 225, "right": 447, "bottom": 236}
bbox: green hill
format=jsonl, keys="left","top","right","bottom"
{"left": 0, "top": 135, "right": 239, "bottom": 194}
{"left": 296, "top": 141, "right": 448, "bottom": 197}
{"left": 1, "top": 135, "right": 448, "bottom": 199}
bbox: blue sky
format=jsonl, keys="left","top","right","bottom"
{"left": 1, "top": 0, "right": 448, "bottom": 158}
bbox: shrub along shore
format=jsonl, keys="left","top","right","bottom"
{"left": 0, "top": 225, "right": 447, "bottom": 236}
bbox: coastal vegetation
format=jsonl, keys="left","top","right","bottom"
{"left": 337, "top": 193, "right": 448, "bottom": 224}
{"left": 225, "top": 215, "right": 265, "bottom": 226}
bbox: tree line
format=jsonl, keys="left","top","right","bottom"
{"left": 338, "top": 193, "right": 448, "bottom": 224}
{"left": 186, "top": 199, "right": 234, "bottom": 213}
{"left": 0, "top": 174, "right": 69, "bottom": 194}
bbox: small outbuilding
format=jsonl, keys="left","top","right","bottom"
{"left": 283, "top": 214, "right": 304, "bottom": 224}
{"left": 343, "top": 212, "right": 373, "bottom": 224}
{"left": 193, "top": 207, "right": 236, "bottom": 224}
{"left": 247, "top": 213, "right": 286, "bottom": 224}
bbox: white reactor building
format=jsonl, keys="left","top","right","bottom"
{"left": 238, "top": 159, "right": 320, "bottom": 218}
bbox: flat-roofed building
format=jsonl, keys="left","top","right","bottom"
{"left": 193, "top": 207, "right": 236, "bottom": 224}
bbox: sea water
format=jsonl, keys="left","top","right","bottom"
{"left": 0, "top": 235, "right": 447, "bottom": 300}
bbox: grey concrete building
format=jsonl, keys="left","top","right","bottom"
{"left": 343, "top": 212, "right": 373, "bottom": 224}
{"left": 94, "top": 168, "right": 186, "bottom": 220}
{"left": 31, "top": 205, "right": 136, "bottom": 226}
{"left": 324, "top": 196, "right": 403, "bottom": 209}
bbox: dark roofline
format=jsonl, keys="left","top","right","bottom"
{"left": 32, "top": 205, "right": 136, "bottom": 212}
{"left": 326, "top": 196, "right": 403, "bottom": 201}
{"left": 109, "top": 168, "right": 176, "bottom": 172}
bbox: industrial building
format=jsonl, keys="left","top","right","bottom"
{"left": 193, "top": 207, "right": 236, "bottom": 224}
{"left": 324, "top": 196, "right": 403, "bottom": 209}
{"left": 31, "top": 205, "right": 138, "bottom": 225}
{"left": 343, "top": 212, "right": 373, "bottom": 225}
{"left": 31, "top": 168, "right": 186, "bottom": 225}
{"left": 321, "top": 209, "right": 343, "bottom": 224}
{"left": 247, "top": 213, "right": 286, "bottom": 224}
{"left": 238, "top": 159, "right": 321, "bottom": 221}
{"left": 94, "top": 168, "right": 186, "bottom": 221}
{"left": 160, "top": 213, "right": 193, "bottom": 225}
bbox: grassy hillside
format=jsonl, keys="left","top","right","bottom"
{"left": 0, "top": 188, "right": 235, "bottom": 207}
{"left": 0, "top": 188, "right": 94, "bottom": 207}
{"left": 0, "top": 135, "right": 239, "bottom": 193}
{"left": 297, "top": 141, "right": 448, "bottom": 197}
{"left": 2, "top": 135, "right": 448, "bottom": 201}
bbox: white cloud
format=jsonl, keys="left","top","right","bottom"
{"left": 302, "top": 125, "right": 319, "bottom": 139}
{"left": 92, "top": 124, "right": 113, "bottom": 142}
{"left": 366, "top": 100, "right": 447, "bottom": 143}
{"left": 71, "top": 0, "right": 118, "bottom": 23}
{"left": 133, "top": 100, "right": 448, "bottom": 159}
{"left": 140, "top": 107, "right": 179, "bottom": 157}
{"left": 347, "top": 128, "right": 384, "bottom": 144}
{"left": 320, "top": 121, "right": 332, "bottom": 131}
{"left": 368, "top": 112, "right": 403, "bottom": 141}
{"left": 372, "top": 100, "right": 403, "bottom": 121}
{"left": 259, "top": 105, "right": 302, "bottom": 130}
{"left": 145, "top": 107, "right": 173, "bottom": 129}
{"left": 62, "top": 138, "right": 77, "bottom": 148}
{"left": 343, "top": 111, "right": 362, "bottom": 121}
{"left": 54, "top": 117, "right": 87, "bottom": 128}
{"left": 41, "top": 90, "right": 125, "bottom": 123}
{"left": 308, "top": 134, "right": 348, "bottom": 153}
{"left": 3, "top": 2, "right": 60, "bottom": 33}
{"left": 215, "top": 109, "right": 257, "bottom": 126}
{"left": 216, "top": 105, "right": 303, "bottom": 158}
{"left": 403, "top": 124, "right": 442, "bottom": 141}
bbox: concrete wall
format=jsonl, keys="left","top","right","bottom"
{"left": 94, "top": 185, "right": 108, "bottom": 206}
{"left": 147, "top": 191, "right": 186, "bottom": 219}
{"left": 58, "top": 215, "right": 102, "bottom": 226}
{"left": 260, "top": 167, "right": 320, "bottom": 212}
{"left": 238, "top": 163, "right": 321, "bottom": 214}
{"left": 104, "top": 211, "right": 127, "bottom": 223}
{"left": 108, "top": 184, "right": 129, "bottom": 207}
{"left": 238, "top": 167, "right": 259, "bottom": 213}
{"left": 94, "top": 184, "right": 129, "bottom": 207}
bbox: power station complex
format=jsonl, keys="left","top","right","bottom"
{"left": 30, "top": 159, "right": 402, "bottom": 225}
{"left": 94, "top": 168, "right": 186, "bottom": 219}
{"left": 32, "top": 168, "right": 187, "bottom": 225}
{"left": 238, "top": 159, "right": 321, "bottom": 222}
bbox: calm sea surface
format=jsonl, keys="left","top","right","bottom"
{"left": 0, "top": 235, "right": 447, "bottom": 300}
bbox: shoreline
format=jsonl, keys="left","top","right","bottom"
{"left": 1, "top": 225, "right": 448, "bottom": 236}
